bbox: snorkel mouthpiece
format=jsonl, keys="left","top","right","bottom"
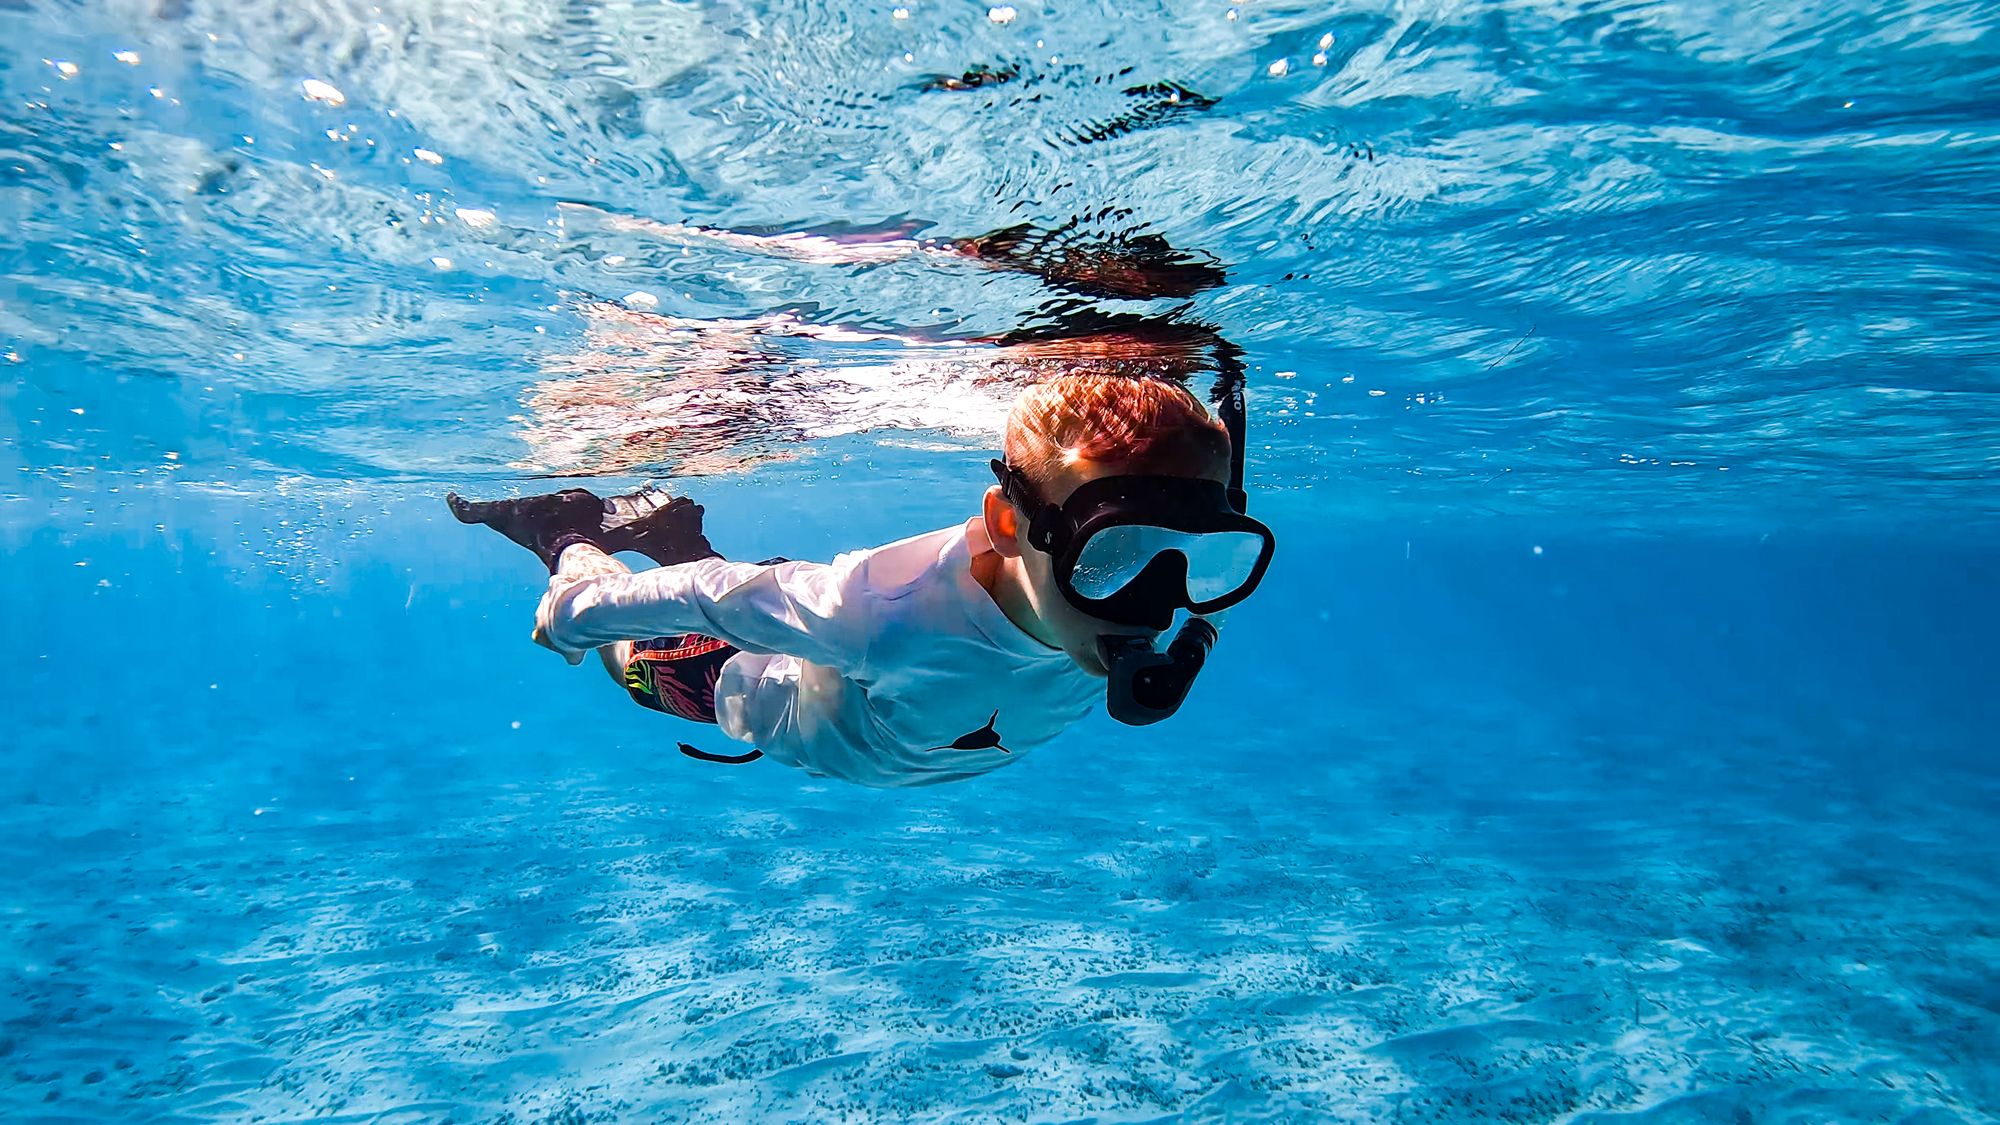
{"left": 1099, "top": 618, "right": 1218, "bottom": 726}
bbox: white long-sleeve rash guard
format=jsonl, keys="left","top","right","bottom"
{"left": 537, "top": 518, "right": 1102, "bottom": 788}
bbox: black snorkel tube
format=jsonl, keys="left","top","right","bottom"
{"left": 1099, "top": 618, "right": 1218, "bottom": 725}
{"left": 1099, "top": 341, "right": 1252, "bottom": 727}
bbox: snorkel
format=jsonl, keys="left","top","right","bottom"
{"left": 1099, "top": 617, "right": 1218, "bottom": 725}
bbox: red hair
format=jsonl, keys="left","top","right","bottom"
{"left": 1004, "top": 374, "right": 1231, "bottom": 492}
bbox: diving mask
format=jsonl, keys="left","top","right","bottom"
{"left": 990, "top": 459, "right": 1275, "bottom": 631}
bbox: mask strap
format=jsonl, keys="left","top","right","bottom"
{"left": 1209, "top": 340, "right": 1249, "bottom": 514}
{"left": 678, "top": 742, "right": 764, "bottom": 765}
{"left": 990, "top": 458, "right": 1066, "bottom": 553}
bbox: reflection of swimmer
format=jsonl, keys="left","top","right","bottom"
{"left": 519, "top": 306, "right": 1023, "bottom": 477}
{"left": 521, "top": 304, "right": 1237, "bottom": 477}
{"left": 452, "top": 370, "right": 1272, "bottom": 787}
{"left": 523, "top": 209, "right": 1233, "bottom": 478}
{"left": 560, "top": 202, "right": 1225, "bottom": 300}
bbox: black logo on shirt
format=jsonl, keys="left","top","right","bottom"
{"left": 929, "top": 710, "right": 1009, "bottom": 754}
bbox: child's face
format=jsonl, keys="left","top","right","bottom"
{"left": 984, "top": 457, "right": 1230, "bottom": 676}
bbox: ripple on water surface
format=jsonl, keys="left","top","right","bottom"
{"left": 1, "top": 0, "right": 1996, "bottom": 527}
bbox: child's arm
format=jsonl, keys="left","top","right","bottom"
{"left": 532, "top": 544, "right": 868, "bottom": 673}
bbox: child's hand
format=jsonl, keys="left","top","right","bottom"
{"left": 532, "top": 587, "right": 590, "bottom": 665}
{"left": 531, "top": 619, "right": 588, "bottom": 665}
{"left": 531, "top": 541, "right": 630, "bottom": 664}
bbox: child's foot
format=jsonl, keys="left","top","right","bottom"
{"left": 446, "top": 488, "right": 606, "bottom": 572}
{"left": 594, "top": 486, "right": 721, "bottom": 567}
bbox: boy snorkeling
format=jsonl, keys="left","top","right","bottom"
{"left": 450, "top": 371, "right": 1274, "bottom": 788}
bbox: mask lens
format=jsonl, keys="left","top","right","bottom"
{"left": 1070, "top": 525, "right": 1264, "bottom": 602}
{"left": 1181, "top": 530, "right": 1267, "bottom": 601}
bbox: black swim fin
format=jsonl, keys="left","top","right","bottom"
{"left": 445, "top": 488, "right": 606, "bottom": 573}
{"left": 595, "top": 485, "right": 723, "bottom": 567}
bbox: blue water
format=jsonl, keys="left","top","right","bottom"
{"left": 3, "top": 0, "right": 1998, "bottom": 1121}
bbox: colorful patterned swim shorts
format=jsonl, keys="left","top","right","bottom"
{"left": 622, "top": 633, "right": 739, "bottom": 723}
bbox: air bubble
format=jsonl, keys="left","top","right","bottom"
{"left": 300, "top": 78, "right": 346, "bottom": 106}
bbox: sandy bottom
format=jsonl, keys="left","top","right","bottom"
{"left": 2, "top": 698, "right": 1993, "bottom": 1124}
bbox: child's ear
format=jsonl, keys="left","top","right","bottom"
{"left": 982, "top": 485, "right": 1024, "bottom": 558}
